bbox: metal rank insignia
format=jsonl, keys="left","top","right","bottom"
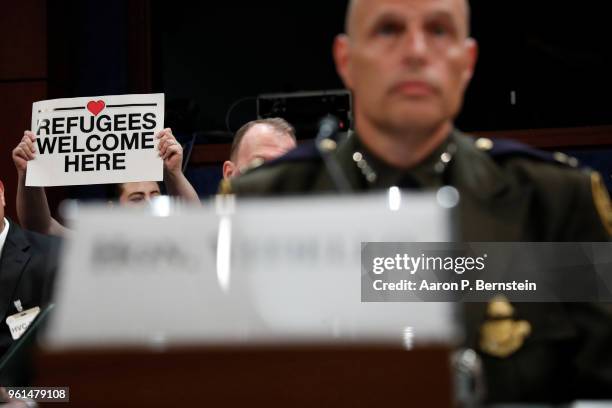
{"left": 479, "top": 296, "right": 531, "bottom": 358}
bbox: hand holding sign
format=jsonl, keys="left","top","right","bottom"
{"left": 156, "top": 128, "right": 183, "bottom": 175}
{"left": 12, "top": 131, "right": 37, "bottom": 174}
{"left": 26, "top": 94, "right": 165, "bottom": 187}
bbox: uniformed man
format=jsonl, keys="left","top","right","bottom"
{"left": 222, "top": 0, "right": 612, "bottom": 402}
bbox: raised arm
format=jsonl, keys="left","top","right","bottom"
{"left": 157, "top": 128, "right": 201, "bottom": 204}
{"left": 12, "top": 131, "right": 69, "bottom": 236}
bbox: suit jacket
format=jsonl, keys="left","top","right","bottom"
{"left": 0, "top": 219, "right": 60, "bottom": 357}
{"left": 225, "top": 129, "right": 612, "bottom": 402}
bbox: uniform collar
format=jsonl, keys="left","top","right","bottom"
{"left": 336, "top": 129, "right": 514, "bottom": 200}
{"left": 336, "top": 129, "right": 455, "bottom": 190}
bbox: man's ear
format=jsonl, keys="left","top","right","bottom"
{"left": 333, "top": 34, "right": 354, "bottom": 90}
{"left": 222, "top": 160, "right": 237, "bottom": 180}
{"left": 461, "top": 38, "right": 479, "bottom": 89}
{"left": 0, "top": 181, "right": 5, "bottom": 207}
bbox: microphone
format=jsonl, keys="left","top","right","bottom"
{"left": 316, "top": 115, "right": 340, "bottom": 141}
{"left": 315, "top": 115, "right": 352, "bottom": 193}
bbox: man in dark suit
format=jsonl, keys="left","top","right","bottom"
{"left": 0, "top": 179, "right": 59, "bottom": 359}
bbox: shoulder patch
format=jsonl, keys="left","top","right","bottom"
{"left": 475, "top": 137, "right": 580, "bottom": 168}
{"left": 218, "top": 178, "right": 233, "bottom": 195}
{"left": 591, "top": 172, "right": 612, "bottom": 236}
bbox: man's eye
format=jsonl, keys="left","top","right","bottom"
{"left": 429, "top": 23, "right": 449, "bottom": 36}
{"left": 376, "top": 22, "right": 403, "bottom": 36}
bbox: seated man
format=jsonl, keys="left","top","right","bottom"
{"left": 224, "top": 0, "right": 612, "bottom": 402}
{"left": 12, "top": 128, "right": 200, "bottom": 236}
{"left": 0, "top": 179, "right": 58, "bottom": 359}
{"left": 222, "top": 118, "right": 297, "bottom": 179}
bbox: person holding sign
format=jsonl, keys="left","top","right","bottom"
{"left": 12, "top": 128, "right": 199, "bottom": 237}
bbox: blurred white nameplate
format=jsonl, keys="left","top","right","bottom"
{"left": 44, "top": 191, "right": 459, "bottom": 350}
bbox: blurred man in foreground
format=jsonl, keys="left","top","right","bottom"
{"left": 224, "top": 0, "right": 612, "bottom": 402}
{"left": 12, "top": 128, "right": 199, "bottom": 236}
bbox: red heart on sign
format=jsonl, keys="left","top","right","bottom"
{"left": 86, "top": 100, "right": 106, "bottom": 116}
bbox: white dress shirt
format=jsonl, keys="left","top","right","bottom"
{"left": 0, "top": 217, "right": 10, "bottom": 260}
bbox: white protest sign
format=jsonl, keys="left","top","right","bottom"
{"left": 26, "top": 93, "right": 165, "bottom": 187}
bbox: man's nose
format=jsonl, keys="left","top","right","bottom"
{"left": 400, "top": 28, "right": 428, "bottom": 65}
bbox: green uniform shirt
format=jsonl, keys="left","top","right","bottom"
{"left": 224, "top": 129, "right": 612, "bottom": 402}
